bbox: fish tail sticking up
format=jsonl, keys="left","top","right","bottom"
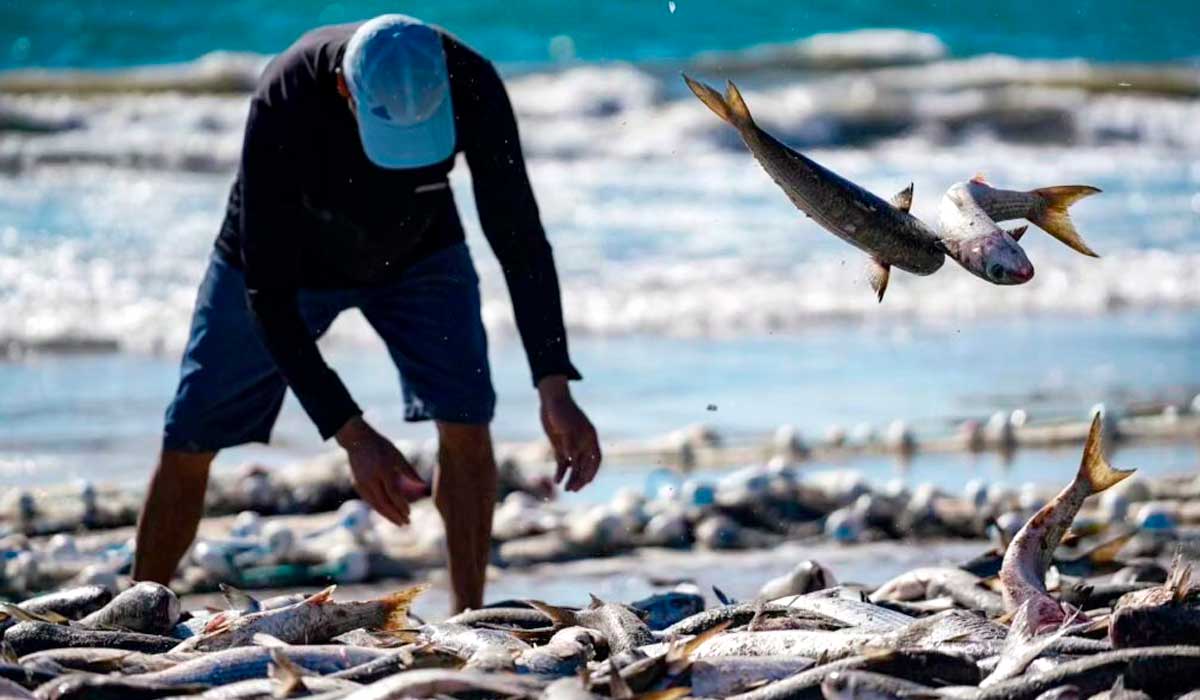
{"left": 681, "top": 74, "right": 755, "bottom": 131}
{"left": 1030, "top": 186, "right": 1102, "bottom": 257}
{"left": 380, "top": 584, "right": 429, "bottom": 632}
{"left": 1079, "top": 413, "right": 1135, "bottom": 494}
{"left": 525, "top": 601, "right": 579, "bottom": 627}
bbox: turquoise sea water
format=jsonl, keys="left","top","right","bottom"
{"left": 1, "top": 1, "right": 1198, "bottom": 489}
{"left": 3, "top": 0, "right": 1199, "bottom": 69}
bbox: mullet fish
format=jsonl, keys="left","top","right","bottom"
{"left": 960, "top": 177, "right": 1102, "bottom": 257}
{"left": 683, "top": 75, "right": 945, "bottom": 302}
{"left": 999, "top": 414, "right": 1134, "bottom": 632}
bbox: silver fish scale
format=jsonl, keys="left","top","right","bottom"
{"left": 575, "top": 604, "right": 653, "bottom": 654}
{"left": 774, "top": 592, "right": 914, "bottom": 632}
{"left": 742, "top": 127, "right": 945, "bottom": 275}
{"left": 134, "top": 645, "right": 389, "bottom": 686}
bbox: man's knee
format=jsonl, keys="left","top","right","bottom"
{"left": 157, "top": 449, "right": 217, "bottom": 475}
{"left": 435, "top": 421, "right": 495, "bottom": 464}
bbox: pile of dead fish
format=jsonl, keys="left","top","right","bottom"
{"left": 2, "top": 415, "right": 1200, "bottom": 698}
{"left": 6, "top": 412, "right": 1200, "bottom": 599}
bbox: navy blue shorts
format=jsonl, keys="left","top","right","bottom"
{"left": 163, "top": 243, "right": 495, "bottom": 452}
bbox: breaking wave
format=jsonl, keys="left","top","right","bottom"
{"left": 1, "top": 30, "right": 1198, "bottom": 356}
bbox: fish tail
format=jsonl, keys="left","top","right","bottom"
{"left": 379, "top": 583, "right": 429, "bottom": 633}
{"left": 1029, "top": 185, "right": 1102, "bottom": 257}
{"left": 681, "top": 74, "right": 754, "bottom": 131}
{"left": 723, "top": 81, "right": 754, "bottom": 128}
{"left": 1079, "top": 413, "right": 1135, "bottom": 494}
{"left": 525, "top": 600, "right": 579, "bottom": 627}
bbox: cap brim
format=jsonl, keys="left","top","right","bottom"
{"left": 356, "top": 94, "right": 456, "bottom": 169}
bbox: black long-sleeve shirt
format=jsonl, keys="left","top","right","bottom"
{"left": 214, "top": 23, "right": 580, "bottom": 440}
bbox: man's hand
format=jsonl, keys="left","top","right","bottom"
{"left": 538, "top": 376, "right": 602, "bottom": 492}
{"left": 336, "top": 416, "right": 427, "bottom": 526}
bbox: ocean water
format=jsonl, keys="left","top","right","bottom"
{"left": 1, "top": 2, "right": 1199, "bottom": 491}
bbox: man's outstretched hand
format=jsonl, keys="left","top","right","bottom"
{"left": 336, "top": 416, "right": 427, "bottom": 526}
{"left": 538, "top": 376, "right": 602, "bottom": 492}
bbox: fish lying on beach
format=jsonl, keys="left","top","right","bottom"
{"left": 529, "top": 596, "right": 654, "bottom": 654}
{"left": 128, "top": 644, "right": 390, "bottom": 686}
{"left": 1109, "top": 554, "right": 1199, "bottom": 648}
{"left": 999, "top": 413, "right": 1135, "bottom": 632}
{"left": 77, "top": 582, "right": 179, "bottom": 635}
{"left": 683, "top": 75, "right": 945, "bottom": 301}
{"left": 870, "top": 566, "right": 1004, "bottom": 617}
{"left": 18, "top": 648, "right": 193, "bottom": 676}
{"left": 957, "top": 176, "right": 1102, "bottom": 257}
{"left": 3, "top": 621, "right": 180, "bottom": 657}
{"left": 174, "top": 584, "right": 423, "bottom": 652}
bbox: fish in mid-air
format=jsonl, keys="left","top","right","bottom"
{"left": 683, "top": 74, "right": 945, "bottom": 301}
{"left": 938, "top": 175, "right": 1101, "bottom": 284}
{"left": 999, "top": 414, "right": 1134, "bottom": 632}
{"left": 956, "top": 176, "right": 1102, "bottom": 257}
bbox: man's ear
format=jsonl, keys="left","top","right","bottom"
{"left": 335, "top": 69, "right": 350, "bottom": 99}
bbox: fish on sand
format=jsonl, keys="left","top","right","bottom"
{"left": 999, "top": 414, "right": 1135, "bottom": 632}
{"left": 174, "top": 585, "right": 424, "bottom": 652}
{"left": 683, "top": 74, "right": 945, "bottom": 302}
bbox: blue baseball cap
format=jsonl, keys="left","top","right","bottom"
{"left": 342, "top": 15, "right": 456, "bottom": 169}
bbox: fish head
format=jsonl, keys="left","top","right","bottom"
{"left": 956, "top": 231, "right": 1035, "bottom": 285}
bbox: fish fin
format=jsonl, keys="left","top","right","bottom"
{"left": 1006, "top": 224, "right": 1029, "bottom": 242}
{"left": 1085, "top": 531, "right": 1135, "bottom": 564}
{"left": 253, "top": 633, "right": 290, "bottom": 648}
{"left": 1079, "top": 413, "right": 1135, "bottom": 493}
{"left": 268, "top": 648, "right": 308, "bottom": 698}
{"left": 378, "top": 583, "right": 430, "bottom": 633}
{"left": 608, "top": 658, "right": 634, "bottom": 700}
{"left": 1029, "top": 186, "right": 1102, "bottom": 257}
{"left": 305, "top": 585, "right": 337, "bottom": 606}
{"left": 857, "top": 646, "right": 897, "bottom": 661}
{"left": 587, "top": 594, "right": 605, "bottom": 610}
{"left": 526, "top": 600, "right": 579, "bottom": 627}
{"left": 723, "top": 81, "right": 755, "bottom": 128}
{"left": 635, "top": 689, "right": 691, "bottom": 700}
{"left": 682, "top": 74, "right": 738, "bottom": 128}
{"left": 0, "top": 641, "right": 17, "bottom": 664}
{"left": 682, "top": 620, "right": 730, "bottom": 659}
{"left": 204, "top": 612, "right": 232, "bottom": 633}
{"left": 219, "top": 583, "right": 261, "bottom": 613}
{"left": 0, "top": 604, "right": 62, "bottom": 624}
{"left": 890, "top": 183, "right": 914, "bottom": 212}
{"left": 867, "top": 258, "right": 890, "bottom": 303}
{"left": 1166, "top": 550, "right": 1193, "bottom": 604}
{"left": 712, "top": 586, "right": 734, "bottom": 606}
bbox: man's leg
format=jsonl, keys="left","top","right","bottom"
{"left": 132, "top": 450, "right": 215, "bottom": 584}
{"left": 433, "top": 422, "right": 497, "bottom": 613}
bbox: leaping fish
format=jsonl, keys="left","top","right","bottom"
{"left": 999, "top": 414, "right": 1134, "bottom": 633}
{"left": 683, "top": 75, "right": 945, "bottom": 302}
{"left": 958, "top": 176, "right": 1102, "bottom": 257}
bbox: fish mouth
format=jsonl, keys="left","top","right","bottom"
{"left": 987, "top": 262, "right": 1035, "bottom": 285}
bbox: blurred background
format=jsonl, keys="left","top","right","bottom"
{"left": 1, "top": 0, "right": 1198, "bottom": 499}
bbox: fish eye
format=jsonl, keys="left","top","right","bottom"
{"left": 988, "top": 263, "right": 1005, "bottom": 281}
